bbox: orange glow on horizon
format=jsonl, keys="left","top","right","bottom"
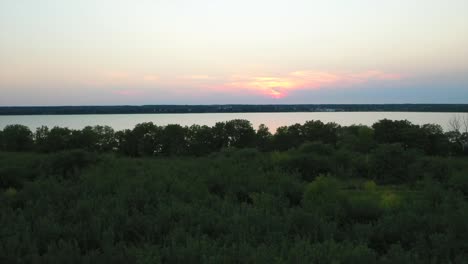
{"left": 216, "top": 70, "right": 403, "bottom": 98}
{"left": 86, "top": 69, "right": 402, "bottom": 99}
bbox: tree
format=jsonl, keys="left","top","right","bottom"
{"left": 187, "top": 125, "right": 215, "bottom": 155}
{"left": 448, "top": 115, "right": 462, "bottom": 133}
{"left": 302, "top": 120, "right": 340, "bottom": 145}
{"left": 1, "top": 124, "right": 34, "bottom": 151}
{"left": 69, "top": 126, "right": 99, "bottom": 151}
{"left": 161, "top": 124, "right": 188, "bottom": 155}
{"left": 256, "top": 124, "right": 272, "bottom": 151}
{"left": 132, "top": 122, "right": 163, "bottom": 156}
{"left": 338, "top": 125, "right": 375, "bottom": 153}
{"left": 43, "top": 127, "right": 73, "bottom": 152}
{"left": 34, "top": 126, "right": 50, "bottom": 152}
{"left": 224, "top": 119, "right": 256, "bottom": 148}
{"left": 372, "top": 119, "right": 443, "bottom": 152}
{"left": 420, "top": 124, "right": 449, "bottom": 155}
{"left": 211, "top": 122, "right": 229, "bottom": 150}
{"left": 0, "top": 129, "right": 4, "bottom": 150}
{"left": 272, "top": 124, "right": 303, "bottom": 151}
{"left": 372, "top": 119, "right": 415, "bottom": 147}
{"left": 369, "top": 143, "right": 420, "bottom": 184}
{"left": 447, "top": 115, "right": 468, "bottom": 154}
{"left": 115, "top": 129, "right": 139, "bottom": 156}
{"left": 91, "top": 125, "right": 117, "bottom": 152}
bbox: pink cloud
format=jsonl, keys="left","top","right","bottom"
{"left": 84, "top": 69, "right": 403, "bottom": 99}
{"left": 212, "top": 70, "right": 403, "bottom": 98}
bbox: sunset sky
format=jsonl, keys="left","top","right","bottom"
{"left": 1, "top": 0, "right": 467, "bottom": 106}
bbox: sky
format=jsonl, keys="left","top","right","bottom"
{"left": 0, "top": 0, "right": 467, "bottom": 106}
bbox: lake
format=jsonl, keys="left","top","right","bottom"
{"left": 0, "top": 112, "right": 465, "bottom": 132}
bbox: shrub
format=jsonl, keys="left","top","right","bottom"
{"left": 302, "top": 175, "right": 344, "bottom": 220}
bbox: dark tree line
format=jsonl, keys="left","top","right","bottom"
{"left": 1, "top": 119, "right": 466, "bottom": 157}
{"left": 1, "top": 104, "right": 468, "bottom": 115}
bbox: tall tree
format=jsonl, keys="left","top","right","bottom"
{"left": 1, "top": 124, "right": 34, "bottom": 151}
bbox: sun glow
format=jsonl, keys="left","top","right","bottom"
{"left": 218, "top": 70, "right": 402, "bottom": 98}
{"left": 241, "top": 77, "right": 295, "bottom": 98}
{"left": 86, "top": 69, "right": 402, "bottom": 100}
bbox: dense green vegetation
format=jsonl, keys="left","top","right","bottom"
{"left": 1, "top": 119, "right": 468, "bottom": 263}
{"left": 1, "top": 103, "right": 468, "bottom": 115}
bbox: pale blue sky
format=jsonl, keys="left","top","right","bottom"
{"left": 1, "top": 0, "right": 467, "bottom": 105}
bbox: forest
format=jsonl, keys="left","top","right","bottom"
{"left": 1, "top": 118, "right": 468, "bottom": 263}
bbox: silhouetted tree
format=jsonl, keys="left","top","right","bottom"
{"left": 187, "top": 125, "right": 215, "bottom": 155}
{"left": 256, "top": 124, "right": 272, "bottom": 151}
{"left": 1, "top": 124, "right": 34, "bottom": 151}
{"left": 302, "top": 120, "right": 340, "bottom": 145}
{"left": 91, "top": 125, "right": 117, "bottom": 152}
{"left": 420, "top": 124, "right": 449, "bottom": 155}
{"left": 115, "top": 129, "right": 138, "bottom": 156}
{"left": 161, "top": 124, "right": 188, "bottom": 155}
{"left": 447, "top": 115, "right": 468, "bottom": 155}
{"left": 372, "top": 119, "right": 415, "bottom": 147}
{"left": 132, "top": 122, "right": 163, "bottom": 156}
{"left": 272, "top": 124, "right": 303, "bottom": 151}
{"left": 34, "top": 126, "right": 50, "bottom": 152}
{"left": 0, "top": 129, "right": 4, "bottom": 150}
{"left": 44, "top": 127, "right": 73, "bottom": 152}
{"left": 224, "top": 119, "right": 256, "bottom": 148}
{"left": 211, "top": 122, "right": 229, "bottom": 150}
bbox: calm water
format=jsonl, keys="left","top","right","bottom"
{"left": 0, "top": 112, "right": 465, "bottom": 132}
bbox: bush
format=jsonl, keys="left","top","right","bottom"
{"left": 344, "top": 194, "right": 383, "bottom": 223}
{"left": 43, "top": 150, "right": 99, "bottom": 179}
{"left": 369, "top": 144, "right": 421, "bottom": 184}
{"left": 448, "top": 171, "right": 468, "bottom": 195}
{"left": 303, "top": 175, "right": 344, "bottom": 220}
{"left": 280, "top": 142, "right": 335, "bottom": 181}
{"left": 0, "top": 166, "right": 37, "bottom": 189}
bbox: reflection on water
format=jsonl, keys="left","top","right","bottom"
{"left": 0, "top": 112, "right": 465, "bottom": 132}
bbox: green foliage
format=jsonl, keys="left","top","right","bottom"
{"left": 187, "top": 124, "right": 216, "bottom": 155}
{"left": 0, "top": 151, "right": 467, "bottom": 263}
{"left": 42, "top": 150, "right": 99, "bottom": 179}
{"left": 372, "top": 119, "right": 450, "bottom": 155}
{"left": 3, "top": 118, "right": 465, "bottom": 158}
{"left": 303, "top": 175, "right": 344, "bottom": 219}
{"left": 339, "top": 125, "right": 375, "bottom": 153}
{"left": 256, "top": 124, "right": 272, "bottom": 151}
{"left": 1, "top": 124, "right": 34, "bottom": 151}
{"left": 448, "top": 171, "right": 468, "bottom": 195}
{"left": 369, "top": 144, "right": 421, "bottom": 184}
{"left": 224, "top": 119, "right": 256, "bottom": 148}
{"left": 161, "top": 124, "right": 189, "bottom": 155}
{"left": 47, "top": 126, "right": 75, "bottom": 152}
{"left": 1, "top": 118, "right": 467, "bottom": 262}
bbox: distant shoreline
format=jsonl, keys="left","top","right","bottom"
{"left": 1, "top": 104, "right": 468, "bottom": 115}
